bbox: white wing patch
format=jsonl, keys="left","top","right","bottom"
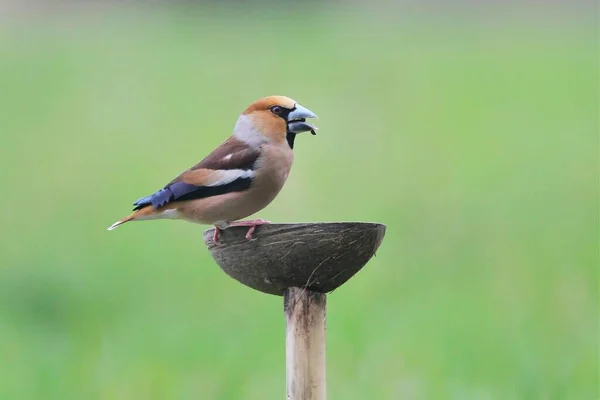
{"left": 222, "top": 154, "right": 233, "bottom": 162}
{"left": 206, "top": 169, "right": 254, "bottom": 187}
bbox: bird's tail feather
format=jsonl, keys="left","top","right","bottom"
{"left": 107, "top": 216, "right": 134, "bottom": 231}
{"left": 107, "top": 207, "right": 157, "bottom": 231}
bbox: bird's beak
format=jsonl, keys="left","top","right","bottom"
{"left": 287, "top": 104, "right": 318, "bottom": 135}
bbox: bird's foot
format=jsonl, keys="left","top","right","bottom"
{"left": 212, "top": 226, "right": 222, "bottom": 244}
{"left": 228, "top": 219, "right": 271, "bottom": 241}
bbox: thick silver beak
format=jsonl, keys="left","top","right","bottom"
{"left": 287, "top": 104, "right": 318, "bottom": 135}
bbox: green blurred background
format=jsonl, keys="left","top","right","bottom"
{"left": 0, "top": 1, "right": 597, "bottom": 399}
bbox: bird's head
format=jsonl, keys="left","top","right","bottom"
{"left": 233, "top": 95, "right": 318, "bottom": 149}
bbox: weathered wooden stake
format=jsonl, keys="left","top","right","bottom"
{"left": 203, "top": 222, "right": 386, "bottom": 400}
{"left": 284, "top": 287, "right": 326, "bottom": 400}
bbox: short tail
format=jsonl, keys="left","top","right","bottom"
{"left": 107, "top": 206, "right": 157, "bottom": 231}
{"left": 107, "top": 215, "right": 134, "bottom": 231}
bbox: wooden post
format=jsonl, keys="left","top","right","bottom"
{"left": 284, "top": 287, "right": 326, "bottom": 400}
{"left": 203, "top": 222, "right": 386, "bottom": 400}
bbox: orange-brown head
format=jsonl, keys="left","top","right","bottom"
{"left": 234, "top": 95, "right": 318, "bottom": 149}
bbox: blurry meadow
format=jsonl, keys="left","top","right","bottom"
{"left": 0, "top": 2, "right": 598, "bottom": 399}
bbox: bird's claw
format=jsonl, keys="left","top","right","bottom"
{"left": 245, "top": 226, "right": 258, "bottom": 241}
{"left": 245, "top": 219, "right": 270, "bottom": 241}
{"left": 212, "top": 226, "right": 222, "bottom": 245}
{"left": 215, "top": 219, "right": 270, "bottom": 243}
{"left": 226, "top": 219, "right": 271, "bottom": 241}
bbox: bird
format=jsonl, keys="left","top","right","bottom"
{"left": 107, "top": 95, "right": 318, "bottom": 244}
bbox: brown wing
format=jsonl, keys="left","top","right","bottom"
{"left": 132, "top": 137, "right": 261, "bottom": 210}
{"left": 191, "top": 137, "right": 261, "bottom": 171}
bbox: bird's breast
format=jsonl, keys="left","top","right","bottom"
{"left": 176, "top": 144, "right": 294, "bottom": 224}
{"left": 251, "top": 144, "right": 293, "bottom": 201}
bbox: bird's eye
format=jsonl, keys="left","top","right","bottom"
{"left": 271, "top": 106, "right": 282, "bottom": 115}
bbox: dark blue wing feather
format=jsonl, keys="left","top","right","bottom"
{"left": 132, "top": 141, "right": 260, "bottom": 211}
{"left": 132, "top": 177, "right": 252, "bottom": 211}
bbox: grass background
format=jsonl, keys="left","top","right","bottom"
{"left": 0, "top": 3, "right": 597, "bottom": 399}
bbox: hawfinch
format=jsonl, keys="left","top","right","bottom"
{"left": 107, "top": 95, "right": 318, "bottom": 243}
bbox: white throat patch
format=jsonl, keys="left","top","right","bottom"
{"left": 233, "top": 115, "right": 268, "bottom": 147}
